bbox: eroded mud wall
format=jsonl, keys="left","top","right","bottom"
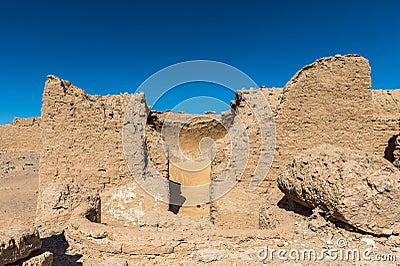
{"left": 36, "top": 76, "right": 157, "bottom": 228}
{"left": 35, "top": 55, "right": 400, "bottom": 230}
{"left": 0, "top": 117, "right": 41, "bottom": 152}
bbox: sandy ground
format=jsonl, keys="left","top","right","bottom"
{"left": 0, "top": 151, "right": 39, "bottom": 229}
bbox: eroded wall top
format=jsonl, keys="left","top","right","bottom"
{"left": 275, "top": 54, "right": 374, "bottom": 168}
{"left": 0, "top": 117, "right": 41, "bottom": 152}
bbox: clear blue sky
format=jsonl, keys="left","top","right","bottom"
{"left": 0, "top": 0, "right": 399, "bottom": 124}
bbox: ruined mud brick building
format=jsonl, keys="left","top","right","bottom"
{"left": 1, "top": 54, "right": 400, "bottom": 262}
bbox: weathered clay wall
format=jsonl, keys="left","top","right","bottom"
{"left": 257, "top": 55, "right": 375, "bottom": 228}
{"left": 372, "top": 90, "right": 400, "bottom": 161}
{"left": 213, "top": 55, "right": 377, "bottom": 229}
{"left": 36, "top": 76, "right": 158, "bottom": 229}
{"left": 36, "top": 55, "right": 400, "bottom": 231}
{"left": 0, "top": 117, "right": 41, "bottom": 152}
{"left": 211, "top": 90, "right": 264, "bottom": 228}
{"left": 275, "top": 55, "right": 374, "bottom": 169}
{"left": 260, "top": 87, "right": 282, "bottom": 116}
{"left": 146, "top": 111, "right": 234, "bottom": 220}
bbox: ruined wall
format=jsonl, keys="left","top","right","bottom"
{"left": 0, "top": 117, "right": 41, "bottom": 152}
{"left": 146, "top": 111, "right": 232, "bottom": 219}
{"left": 36, "top": 76, "right": 158, "bottom": 229}
{"left": 275, "top": 55, "right": 374, "bottom": 170}
{"left": 36, "top": 55, "right": 400, "bottom": 230}
{"left": 211, "top": 88, "right": 280, "bottom": 228}
{"left": 211, "top": 91, "right": 262, "bottom": 228}
{"left": 145, "top": 103, "right": 276, "bottom": 228}
{"left": 372, "top": 90, "right": 400, "bottom": 161}
{"left": 213, "top": 55, "right": 377, "bottom": 229}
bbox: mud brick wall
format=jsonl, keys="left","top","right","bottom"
{"left": 0, "top": 117, "right": 41, "bottom": 152}
{"left": 212, "top": 55, "right": 376, "bottom": 229}
{"left": 36, "top": 76, "right": 157, "bottom": 228}
{"left": 34, "top": 55, "right": 400, "bottom": 230}
{"left": 275, "top": 55, "right": 374, "bottom": 170}
{"left": 212, "top": 88, "right": 278, "bottom": 229}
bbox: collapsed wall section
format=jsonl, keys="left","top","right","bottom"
{"left": 145, "top": 111, "right": 232, "bottom": 219}
{"left": 257, "top": 55, "right": 376, "bottom": 230}
{"left": 0, "top": 117, "right": 41, "bottom": 152}
{"left": 34, "top": 55, "right": 397, "bottom": 231}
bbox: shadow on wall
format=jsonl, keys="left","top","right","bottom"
{"left": 168, "top": 180, "right": 186, "bottom": 214}
{"left": 384, "top": 134, "right": 398, "bottom": 163}
{"left": 41, "top": 233, "right": 82, "bottom": 266}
